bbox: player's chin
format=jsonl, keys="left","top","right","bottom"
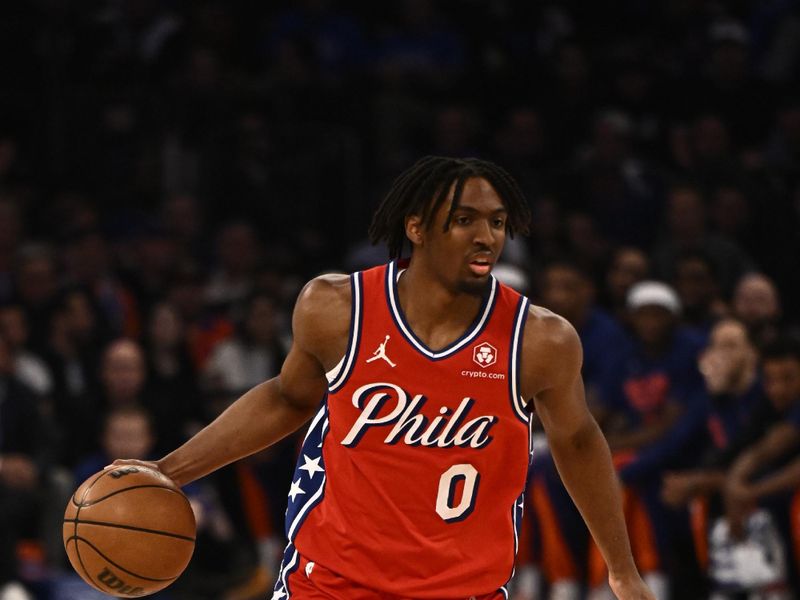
{"left": 456, "top": 274, "right": 491, "bottom": 295}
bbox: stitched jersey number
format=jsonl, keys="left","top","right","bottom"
{"left": 436, "top": 464, "right": 480, "bottom": 522}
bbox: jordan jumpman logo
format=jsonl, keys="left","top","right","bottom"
{"left": 366, "top": 335, "right": 396, "bottom": 367}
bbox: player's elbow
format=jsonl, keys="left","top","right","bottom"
{"left": 551, "top": 414, "right": 604, "bottom": 456}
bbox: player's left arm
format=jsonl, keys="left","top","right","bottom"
{"left": 521, "top": 307, "right": 653, "bottom": 600}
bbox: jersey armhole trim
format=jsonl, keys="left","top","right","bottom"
{"left": 328, "top": 271, "right": 362, "bottom": 393}
{"left": 508, "top": 296, "right": 530, "bottom": 423}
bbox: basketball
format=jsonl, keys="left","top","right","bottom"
{"left": 63, "top": 465, "right": 196, "bottom": 597}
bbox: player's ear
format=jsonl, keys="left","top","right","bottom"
{"left": 405, "top": 215, "right": 424, "bottom": 248}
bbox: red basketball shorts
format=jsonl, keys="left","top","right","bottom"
{"left": 284, "top": 553, "right": 507, "bottom": 600}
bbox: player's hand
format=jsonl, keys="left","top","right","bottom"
{"left": 106, "top": 458, "right": 163, "bottom": 475}
{"left": 608, "top": 572, "right": 656, "bottom": 599}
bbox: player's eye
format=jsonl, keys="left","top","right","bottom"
{"left": 492, "top": 218, "right": 506, "bottom": 228}
{"left": 454, "top": 216, "right": 471, "bottom": 226}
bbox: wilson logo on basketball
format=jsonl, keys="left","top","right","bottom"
{"left": 97, "top": 568, "right": 146, "bottom": 596}
{"left": 472, "top": 342, "right": 497, "bottom": 368}
{"left": 109, "top": 467, "right": 140, "bottom": 479}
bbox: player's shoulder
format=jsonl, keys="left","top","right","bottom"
{"left": 295, "top": 272, "right": 352, "bottom": 322}
{"left": 516, "top": 303, "right": 583, "bottom": 398}
{"left": 521, "top": 303, "right": 582, "bottom": 375}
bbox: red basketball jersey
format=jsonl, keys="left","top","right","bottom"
{"left": 277, "top": 261, "right": 532, "bottom": 599}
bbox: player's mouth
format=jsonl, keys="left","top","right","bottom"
{"left": 468, "top": 257, "right": 493, "bottom": 276}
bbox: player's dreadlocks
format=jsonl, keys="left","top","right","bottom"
{"left": 369, "top": 156, "right": 531, "bottom": 258}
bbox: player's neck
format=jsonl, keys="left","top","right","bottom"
{"left": 396, "top": 260, "right": 485, "bottom": 350}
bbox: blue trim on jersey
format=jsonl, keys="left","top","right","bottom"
{"left": 508, "top": 296, "right": 530, "bottom": 423}
{"left": 385, "top": 260, "right": 498, "bottom": 361}
{"left": 506, "top": 490, "right": 526, "bottom": 586}
{"left": 328, "top": 272, "right": 363, "bottom": 392}
{"left": 273, "top": 542, "right": 300, "bottom": 598}
{"left": 284, "top": 397, "right": 331, "bottom": 541}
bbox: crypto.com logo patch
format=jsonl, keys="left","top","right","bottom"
{"left": 472, "top": 342, "right": 497, "bottom": 369}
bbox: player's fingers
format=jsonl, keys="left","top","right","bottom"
{"left": 104, "top": 459, "right": 159, "bottom": 471}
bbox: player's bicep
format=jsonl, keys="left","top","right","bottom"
{"left": 525, "top": 316, "right": 595, "bottom": 442}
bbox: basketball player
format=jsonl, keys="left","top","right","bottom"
{"left": 113, "top": 157, "right": 654, "bottom": 599}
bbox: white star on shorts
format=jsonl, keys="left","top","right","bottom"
{"left": 288, "top": 479, "right": 306, "bottom": 502}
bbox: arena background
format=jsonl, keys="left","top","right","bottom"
{"left": 1, "top": 1, "right": 800, "bottom": 599}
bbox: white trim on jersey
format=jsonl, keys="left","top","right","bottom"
{"left": 328, "top": 272, "right": 362, "bottom": 392}
{"left": 387, "top": 260, "right": 497, "bottom": 359}
{"left": 280, "top": 547, "right": 298, "bottom": 594}
{"left": 302, "top": 404, "right": 327, "bottom": 445}
{"left": 325, "top": 355, "right": 345, "bottom": 384}
{"left": 510, "top": 297, "right": 530, "bottom": 423}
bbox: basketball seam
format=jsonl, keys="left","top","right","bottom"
{"left": 64, "top": 518, "right": 196, "bottom": 542}
{"left": 65, "top": 535, "right": 181, "bottom": 582}
{"left": 73, "top": 484, "right": 186, "bottom": 507}
{"left": 73, "top": 467, "right": 112, "bottom": 589}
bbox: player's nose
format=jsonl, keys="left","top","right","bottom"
{"left": 472, "top": 218, "right": 497, "bottom": 247}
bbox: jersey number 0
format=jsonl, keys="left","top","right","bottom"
{"left": 436, "top": 464, "right": 480, "bottom": 522}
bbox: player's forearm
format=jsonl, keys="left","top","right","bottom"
{"left": 549, "top": 418, "right": 637, "bottom": 578}
{"left": 157, "top": 378, "right": 318, "bottom": 486}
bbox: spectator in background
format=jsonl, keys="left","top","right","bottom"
{"left": 204, "top": 221, "right": 261, "bottom": 310}
{"left": 672, "top": 250, "right": 728, "bottom": 335}
{"left": 526, "top": 195, "right": 566, "bottom": 271}
{"left": 604, "top": 246, "right": 650, "bottom": 323}
{"left": 590, "top": 281, "right": 708, "bottom": 600}
{"left": 42, "top": 288, "right": 107, "bottom": 467}
{"left": 61, "top": 227, "right": 140, "bottom": 339}
{"left": 492, "top": 106, "right": 548, "bottom": 196}
{"left": 167, "top": 264, "right": 233, "bottom": 372}
{"left": 125, "top": 222, "right": 181, "bottom": 318}
{"left": 719, "top": 337, "right": 800, "bottom": 594}
{"left": 568, "top": 109, "right": 663, "bottom": 249}
{"left": 0, "top": 304, "right": 52, "bottom": 396}
{"left": 204, "top": 292, "right": 285, "bottom": 395}
{"left": 523, "top": 259, "right": 629, "bottom": 599}
{"left": 660, "top": 319, "right": 762, "bottom": 555}
{"left": 709, "top": 183, "right": 755, "bottom": 256}
{"left": 160, "top": 194, "right": 207, "bottom": 266}
{"left": 144, "top": 301, "right": 203, "bottom": 439}
{"left": 12, "top": 244, "right": 59, "bottom": 353}
{"left": 731, "top": 272, "right": 783, "bottom": 348}
{"left": 99, "top": 338, "right": 191, "bottom": 455}
{"left": 73, "top": 405, "right": 157, "bottom": 486}
{"left": 0, "top": 335, "right": 50, "bottom": 600}
{"left": 539, "top": 259, "right": 628, "bottom": 404}
{"left": 653, "top": 183, "right": 755, "bottom": 296}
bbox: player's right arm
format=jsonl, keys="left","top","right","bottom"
{"left": 112, "top": 274, "right": 351, "bottom": 487}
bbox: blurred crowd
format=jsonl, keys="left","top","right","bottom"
{"left": 2, "top": 0, "right": 800, "bottom": 599}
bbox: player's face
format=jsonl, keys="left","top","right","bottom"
{"left": 417, "top": 177, "right": 507, "bottom": 294}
